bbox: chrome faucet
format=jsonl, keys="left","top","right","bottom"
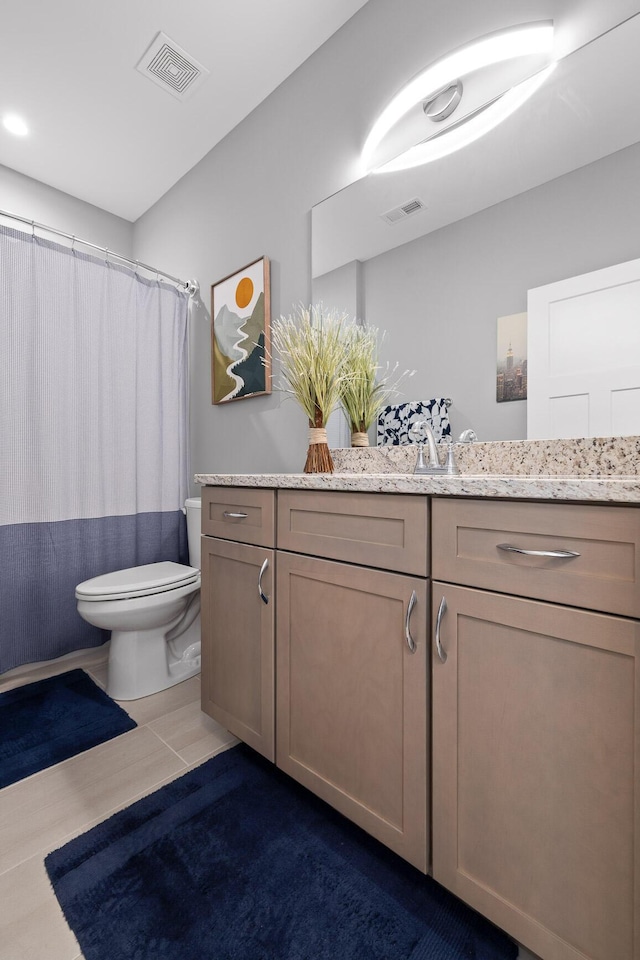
{"left": 409, "top": 420, "right": 447, "bottom": 475}
{"left": 410, "top": 422, "right": 478, "bottom": 476}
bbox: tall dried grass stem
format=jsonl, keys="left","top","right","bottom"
{"left": 340, "top": 325, "right": 414, "bottom": 441}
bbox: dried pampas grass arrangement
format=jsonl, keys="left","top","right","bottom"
{"left": 270, "top": 304, "right": 350, "bottom": 473}
{"left": 340, "top": 325, "right": 414, "bottom": 446}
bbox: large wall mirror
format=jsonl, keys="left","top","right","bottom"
{"left": 311, "top": 12, "right": 640, "bottom": 443}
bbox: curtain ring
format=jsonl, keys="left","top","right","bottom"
{"left": 71, "top": 235, "right": 76, "bottom": 253}
{"left": 31, "top": 220, "right": 36, "bottom": 239}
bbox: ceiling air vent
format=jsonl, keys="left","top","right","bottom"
{"left": 381, "top": 198, "right": 426, "bottom": 225}
{"left": 136, "top": 32, "right": 209, "bottom": 101}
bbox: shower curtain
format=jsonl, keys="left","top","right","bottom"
{"left": 0, "top": 224, "right": 190, "bottom": 674}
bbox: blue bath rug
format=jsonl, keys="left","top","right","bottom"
{"left": 0, "top": 668, "right": 136, "bottom": 789}
{"left": 46, "top": 745, "right": 517, "bottom": 960}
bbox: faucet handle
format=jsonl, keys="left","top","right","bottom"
{"left": 444, "top": 440, "right": 459, "bottom": 476}
{"left": 457, "top": 428, "right": 478, "bottom": 443}
{"left": 409, "top": 420, "right": 429, "bottom": 444}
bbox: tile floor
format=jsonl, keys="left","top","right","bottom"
{"left": 0, "top": 649, "right": 540, "bottom": 960}
{"left": 0, "top": 648, "right": 238, "bottom": 960}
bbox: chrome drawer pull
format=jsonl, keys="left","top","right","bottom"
{"left": 223, "top": 511, "right": 249, "bottom": 520}
{"left": 435, "top": 596, "right": 448, "bottom": 663}
{"left": 497, "top": 543, "right": 580, "bottom": 559}
{"left": 258, "top": 558, "right": 269, "bottom": 605}
{"left": 405, "top": 590, "right": 417, "bottom": 653}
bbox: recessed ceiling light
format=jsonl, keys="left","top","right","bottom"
{"left": 2, "top": 113, "right": 29, "bottom": 136}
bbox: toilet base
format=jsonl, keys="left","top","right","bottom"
{"left": 107, "top": 619, "right": 201, "bottom": 701}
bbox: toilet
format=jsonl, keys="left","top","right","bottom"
{"left": 75, "top": 498, "right": 202, "bottom": 701}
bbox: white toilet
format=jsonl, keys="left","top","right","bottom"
{"left": 75, "top": 498, "right": 202, "bottom": 701}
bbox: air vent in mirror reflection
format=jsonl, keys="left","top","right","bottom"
{"left": 380, "top": 198, "right": 426, "bottom": 224}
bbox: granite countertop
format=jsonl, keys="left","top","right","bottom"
{"left": 195, "top": 437, "right": 640, "bottom": 504}
{"left": 194, "top": 471, "right": 640, "bottom": 503}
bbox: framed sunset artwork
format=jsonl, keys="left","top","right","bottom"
{"left": 211, "top": 256, "right": 271, "bottom": 404}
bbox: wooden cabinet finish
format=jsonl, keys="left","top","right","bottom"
{"left": 431, "top": 581, "right": 640, "bottom": 960}
{"left": 277, "top": 489, "right": 428, "bottom": 576}
{"left": 432, "top": 498, "right": 640, "bottom": 618}
{"left": 201, "top": 486, "right": 275, "bottom": 547}
{"left": 276, "top": 550, "right": 429, "bottom": 871}
{"left": 201, "top": 536, "right": 275, "bottom": 760}
{"left": 201, "top": 486, "right": 431, "bottom": 868}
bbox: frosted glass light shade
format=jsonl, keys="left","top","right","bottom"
{"left": 377, "top": 63, "right": 557, "bottom": 173}
{"left": 361, "top": 22, "right": 554, "bottom": 173}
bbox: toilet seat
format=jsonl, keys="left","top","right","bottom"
{"left": 75, "top": 561, "right": 200, "bottom": 602}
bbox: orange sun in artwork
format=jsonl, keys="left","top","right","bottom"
{"left": 235, "top": 276, "right": 254, "bottom": 309}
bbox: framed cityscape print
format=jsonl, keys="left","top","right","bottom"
{"left": 211, "top": 256, "right": 271, "bottom": 404}
{"left": 496, "top": 311, "right": 527, "bottom": 403}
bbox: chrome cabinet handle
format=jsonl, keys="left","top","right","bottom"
{"left": 405, "top": 590, "right": 417, "bottom": 653}
{"left": 497, "top": 543, "right": 580, "bottom": 559}
{"left": 435, "top": 596, "right": 447, "bottom": 663}
{"left": 223, "top": 511, "right": 249, "bottom": 520}
{"left": 258, "top": 558, "right": 269, "bottom": 605}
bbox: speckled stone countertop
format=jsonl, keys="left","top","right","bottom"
{"left": 195, "top": 437, "right": 640, "bottom": 504}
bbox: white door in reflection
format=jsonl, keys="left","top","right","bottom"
{"left": 527, "top": 257, "right": 640, "bottom": 439}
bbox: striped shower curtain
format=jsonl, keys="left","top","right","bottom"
{"left": 0, "top": 225, "right": 190, "bottom": 674}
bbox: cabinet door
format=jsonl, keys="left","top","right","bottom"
{"left": 276, "top": 551, "right": 429, "bottom": 871}
{"left": 201, "top": 537, "right": 275, "bottom": 761}
{"left": 431, "top": 582, "right": 640, "bottom": 960}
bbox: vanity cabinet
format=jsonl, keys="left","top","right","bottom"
{"left": 201, "top": 486, "right": 430, "bottom": 870}
{"left": 431, "top": 498, "right": 640, "bottom": 960}
{"left": 200, "top": 483, "right": 640, "bottom": 957}
{"left": 200, "top": 487, "right": 276, "bottom": 760}
{"left": 276, "top": 490, "right": 430, "bottom": 871}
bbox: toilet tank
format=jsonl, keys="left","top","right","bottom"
{"left": 185, "top": 498, "right": 202, "bottom": 569}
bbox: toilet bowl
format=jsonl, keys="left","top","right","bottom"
{"left": 75, "top": 498, "right": 202, "bottom": 701}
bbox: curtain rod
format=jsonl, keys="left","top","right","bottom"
{"left": 0, "top": 208, "right": 199, "bottom": 297}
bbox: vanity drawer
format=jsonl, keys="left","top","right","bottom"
{"left": 432, "top": 498, "right": 640, "bottom": 617}
{"left": 201, "top": 486, "right": 275, "bottom": 547}
{"left": 277, "top": 490, "right": 428, "bottom": 576}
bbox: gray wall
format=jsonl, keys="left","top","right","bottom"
{"left": 130, "top": 0, "right": 640, "bottom": 476}
{"left": 363, "top": 142, "right": 640, "bottom": 441}
{"left": 0, "top": 163, "right": 133, "bottom": 256}
{"left": 313, "top": 261, "right": 364, "bottom": 323}
{"left": 132, "top": 0, "right": 392, "bottom": 481}
{"left": 132, "top": 0, "right": 572, "bottom": 479}
{"left": 2, "top": 0, "right": 638, "bottom": 476}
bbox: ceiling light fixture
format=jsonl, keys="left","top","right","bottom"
{"left": 361, "top": 21, "right": 554, "bottom": 174}
{"left": 2, "top": 113, "right": 29, "bottom": 137}
{"left": 378, "top": 63, "right": 556, "bottom": 172}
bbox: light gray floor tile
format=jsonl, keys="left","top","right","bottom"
{"left": 0, "top": 726, "right": 186, "bottom": 874}
{"left": 0, "top": 854, "right": 80, "bottom": 960}
{"left": 0, "top": 657, "right": 222, "bottom": 956}
{"left": 0, "top": 648, "right": 109, "bottom": 694}
{"left": 116, "top": 675, "right": 202, "bottom": 726}
{"left": 148, "top": 699, "right": 238, "bottom": 764}
{"left": 85, "top": 662, "right": 107, "bottom": 689}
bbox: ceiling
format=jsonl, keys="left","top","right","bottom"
{"left": 0, "top": 0, "right": 370, "bottom": 222}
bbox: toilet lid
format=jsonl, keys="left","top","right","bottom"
{"left": 76, "top": 562, "right": 200, "bottom": 601}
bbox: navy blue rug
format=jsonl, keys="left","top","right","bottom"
{"left": 0, "top": 668, "right": 136, "bottom": 789}
{"left": 46, "top": 744, "right": 517, "bottom": 960}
